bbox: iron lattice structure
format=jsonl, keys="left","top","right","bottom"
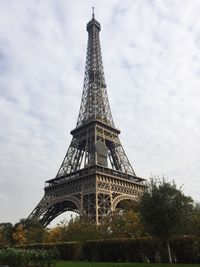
{"left": 28, "top": 13, "right": 146, "bottom": 227}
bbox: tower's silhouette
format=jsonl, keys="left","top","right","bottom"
{"left": 28, "top": 12, "right": 146, "bottom": 226}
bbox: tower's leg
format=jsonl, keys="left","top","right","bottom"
{"left": 97, "top": 193, "right": 111, "bottom": 221}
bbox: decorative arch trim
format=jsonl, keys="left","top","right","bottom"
{"left": 113, "top": 195, "right": 139, "bottom": 210}
{"left": 47, "top": 196, "right": 81, "bottom": 211}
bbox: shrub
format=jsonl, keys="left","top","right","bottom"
{"left": 51, "top": 242, "right": 81, "bottom": 260}
{"left": 17, "top": 242, "right": 81, "bottom": 261}
{"left": 81, "top": 238, "right": 156, "bottom": 262}
{"left": 0, "top": 248, "right": 58, "bottom": 267}
{"left": 171, "top": 236, "right": 200, "bottom": 263}
{"left": 16, "top": 236, "right": 200, "bottom": 263}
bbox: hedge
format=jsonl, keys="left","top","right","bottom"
{"left": 0, "top": 248, "right": 58, "bottom": 267}
{"left": 16, "top": 242, "right": 81, "bottom": 261}
{"left": 171, "top": 236, "right": 200, "bottom": 263}
{"left": 81, "top": 238, "right": 157, "bottom": 262}
{"left": 16, "top": 236, "right": 200, "bottom": 263}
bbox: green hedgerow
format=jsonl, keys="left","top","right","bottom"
{"left": 0, "top": 247, "right": 58, "bottom": 267}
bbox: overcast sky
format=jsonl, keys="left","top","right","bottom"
{"left": 0, "top": 0, "right": 200, "bottom": 225}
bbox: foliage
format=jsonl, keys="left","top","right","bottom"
{"left": 11, "top": 219, "right": 45, "bottom": 245}
{"left": 139, "top": 178, "right": 193, "bottom": 240}
{"left": 0, "top": 247, "right": 58, "bottom": 267}
{"left": 17, "top": 236, "right": 200, "bottom": 263}
{"left": 81, "top": 238, "right": 156, "bottom": 262}
{"left": 66, "top": 217, "right": 100, "bottom": 241}
{"left": 43, "top": 202, "right": 144, "bottom": 243}
{"left": 99, "top": 201, "right": 145, "bottom": 239}
{"left": 0, "top": 219, "right": 45, "bottom": 246}
{"left": 0, "top": 222, "right": 13, "bottom": 247}
{"left": 139, "top": 178, "right": 194, "bottom": 262}
{"left": 185, "top": 202, "right": 200, "bottom": 238}
{"left": 44, "top": 217, "right": 100, "bottom": 242}
{"left": 18, "top": 219, "right": 45, "bottom": 244}
{"left": 54, "top": 242, "right": 81, "bottom": 260}
{"left": 171, "top": 236, "right": 200, "bottom": 263}
{"left": 44, "top": 226, "right": 66, "bottom": 243}
{"left": 22, "top": 219, "right": 45, "bottom": 244}
{"left": 12, "top": 223, "right": 27, "bottom": 245}
{"left": 0, "top": 206, "right": 144, "bottom": 245}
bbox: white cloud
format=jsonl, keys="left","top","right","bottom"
{"left": 0, "top": 0, "right": 200, "bottom": 225}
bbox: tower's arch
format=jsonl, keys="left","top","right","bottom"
{"left": 28, "top": 196, "right": 81, "bottom": 227}
{"left": 113, "top": 195, "right": 140, "bottom": 211}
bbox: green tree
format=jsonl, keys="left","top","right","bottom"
{"left": 66, "top": 217, "right": 100, "bottom": 241}
{"left": 139, "top": 178, "right": 193, "bottom": 263}
{"left": 192, "top": 202, "right": 200, "bottom": 238}
{"left": 185, "top": 202, "right": 200, "bottom": 237}
{"left": 22, "top": 219, "right": 44, "bottom": 244}
{"left": 13, "top": 219, "right": 44, "bottom": 244}
{"left": 117, "top": 200, "right": 145, "bottom": 238}
{"left": 99, "top": 200, "right": 145, "bottom": 239}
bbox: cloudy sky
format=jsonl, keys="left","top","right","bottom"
{"left": 0, "top": 0, "right": 200, "bottom": 225}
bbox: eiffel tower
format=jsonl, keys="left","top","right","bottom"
{"left": 28, "top": 10, "right": 146, "bottom": 227}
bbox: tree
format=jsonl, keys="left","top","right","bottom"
{"left": 66, "top": 217, "right": 100, "bottom": 241}
{"left": 139, "top": 178, "right": 193, "bottom": 263}
{"left": 116, "top": 200, "right": 145, "bottom": 238}
{"left": 12, "top": 219, "right": 45, "bottom": 244}
{"left": 0, "top": 223, "right": 13, "bottom": 247}
{"left": 43, "top": 217, "right": 99, "bottom": 242}
{"left": 184, "top": 202, "right": 200, "bottom": 238}
{"left": 22, "top": 219, "right": 44, "bottom": 244}
{"left": 43, "top": 220, "right": 68, "bottom": 243}
{"left": 43, "top": 226, "right": 66, "bottom": 243}
{"left": 98, "top": 200, "right": 145, "bottom": 239}
{"left": 192, "top": 202, "right": 200, "bottom": 238}
{"left": 12, "top": 223, "right": 26, "bottom": 245}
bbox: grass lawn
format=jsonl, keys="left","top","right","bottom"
{"left": 56, "top": 261, "right": 200, "bottom": 267}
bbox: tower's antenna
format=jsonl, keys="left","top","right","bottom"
{"left": 92, "top": 6, "right": 95, "bottom": 19}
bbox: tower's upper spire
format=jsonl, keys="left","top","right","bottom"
{"left": 92, "top": 6, "right": 95, "bottom": 19}
{"left": 76, "top": 12, "right": 114, "bottom": 127}
{"left": 86, "top": 8, "right": 101, "bottom": 32}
